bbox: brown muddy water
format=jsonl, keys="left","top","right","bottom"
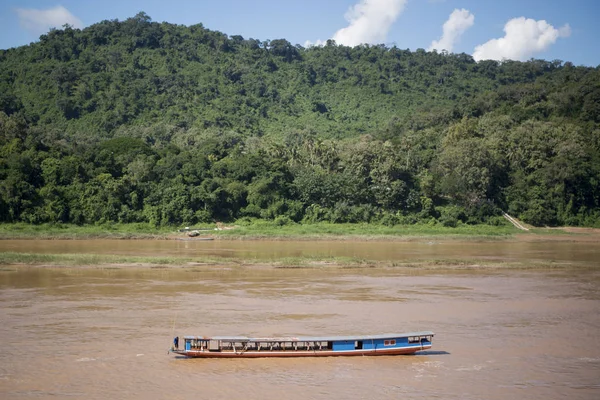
{"left": 1, "top": 240, "right": 599, "bottom": 399}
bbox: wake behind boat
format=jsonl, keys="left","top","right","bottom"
{"left": 170, "top": 331, "right": 434, "bottom": 358}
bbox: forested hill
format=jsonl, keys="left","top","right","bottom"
{"left": 1, "top": 12, "right": 599, "bottom": 227}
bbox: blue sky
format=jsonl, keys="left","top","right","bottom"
{"left": 1, "top": 0, "right": 598, "bottom": 66}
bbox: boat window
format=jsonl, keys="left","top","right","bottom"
{"left": 384, "top": 340, "right": 396, "bottom": 346}
{"left": 408, "top": 336, "right": 420, "bottom": 343}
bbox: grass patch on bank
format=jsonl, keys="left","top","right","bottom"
{"left": 0, "top": 221, "right": 584, "bottom": 241}
{"left": 0, "top": 252, "right": 587, "bottom": 271}
{"left": 213, "top": 221, "right": 519, "bottom": 240}
{"left": 0, "top": 252, "right": 190, "bottom": 266}
{"left": 527, "top": 227, "right": 587, "bottom": 236}
{"left": 0, "top": 252, "right": 243, "bottom": 267}
{"left": 0, "top": 222, "right": 206, "bottom": 239}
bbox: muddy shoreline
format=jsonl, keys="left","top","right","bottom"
{"left": 1, "top": 227, "right": 598, "bottom": 272}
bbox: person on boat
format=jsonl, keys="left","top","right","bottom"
{"left": 173, "top": 336, "right": 179, "bottom": 350}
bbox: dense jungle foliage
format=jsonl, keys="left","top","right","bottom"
{"left": 1, "top": 13, "right": 599, "bottom": 227}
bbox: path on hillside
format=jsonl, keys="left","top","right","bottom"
{"left": 503, "top": 212, "right": 529, "bottom": 231}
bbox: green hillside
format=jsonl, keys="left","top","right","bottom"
{"left": 1, "top": 13, "right": 599, "bottom": 227}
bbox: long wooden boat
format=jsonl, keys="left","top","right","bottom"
{"left": 170, "top": 331, "right": 434, "bottom": 358}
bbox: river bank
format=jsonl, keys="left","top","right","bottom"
{"left": 1, "top": 229, "right": 598, "bottom": 271}
{"left": 2, "top": 221, "right": 598, "bottom": 241}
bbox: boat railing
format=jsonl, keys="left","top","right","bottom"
{"left": 201, "top": 339, "right": 330, "bottom": 352}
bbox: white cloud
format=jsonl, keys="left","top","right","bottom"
{"left": 473, "top": 17, "right": 571, "bottom": 62}
{"left": 428, "top": 9, "right": 474, "bottom": 53}
{"left": 331, "top": 0, "right": 408, "bottom": 47}
{"left": 15, "top": 5, "right": 83, "bottom": 34}
{"left": 304, "top": 39, "right": 326, "bottom": 48}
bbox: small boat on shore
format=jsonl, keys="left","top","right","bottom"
{"left": 170, "top": 331, "right": 434, "bottom": 358}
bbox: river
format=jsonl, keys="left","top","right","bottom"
{"left": 0, "top": 239, "right": 599, "bottom": 399}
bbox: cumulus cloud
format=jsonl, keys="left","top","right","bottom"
{"left": 304, "top": 39, "right": 326, "bottom": 48}
{"left": 428, "top": 9, "right": 474, "bottom": 53}
{"left": 473, "top": 17, "right": 571, "bottom": 62}
{"left": 331, "top": 0, "right": 408, "bottom": 47}
{"left": 15, "top": 5, "right": 83, "bottom": 34}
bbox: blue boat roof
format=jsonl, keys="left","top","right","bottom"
{"left": 183, "top": 331, "right": 434, "bottom": 342}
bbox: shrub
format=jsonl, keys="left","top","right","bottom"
{"left": 438, "top": 205, "right": 466, "bottom": 227}
{"left": 274, "top": 215, "right": 294, "bottom": 226}
{"left": 379, "top": 212, "right": 399, "bottom": 226}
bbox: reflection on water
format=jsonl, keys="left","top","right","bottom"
{"left": 0, "top": 240, "right": 599, "bottom": 399}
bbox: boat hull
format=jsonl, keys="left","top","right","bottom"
{"left": 173, "top": 344, "right": 432, "bottom": 358}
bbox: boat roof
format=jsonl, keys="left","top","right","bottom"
{"left": 183, "top": 331, "right": 434, "bottom": 342}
